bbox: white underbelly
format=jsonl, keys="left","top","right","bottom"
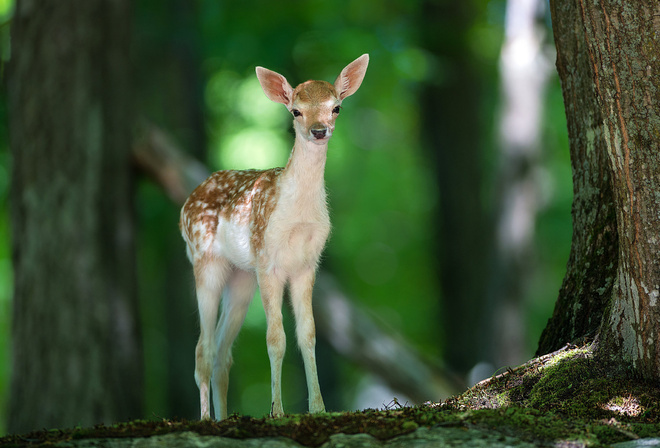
{"left": 215, "top": 220, "right": 256, "bottom": 270}
{"left": 211, "top": 212, "right": 330, "bottom": 276}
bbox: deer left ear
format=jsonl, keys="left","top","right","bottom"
{"left": 334, "top": 54, "right": 369, "bottom": 100}
{"left": 256, "top": 67, "right": 294, "bottom": 106}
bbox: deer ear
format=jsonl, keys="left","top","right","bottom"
{"left": 334, "top": 54, "right": 369, "bottom": 100}
{"left": 256, "top": 67, "right": 294, "bottom": 106}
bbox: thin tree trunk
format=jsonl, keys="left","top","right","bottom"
{"left": 489, "top": 0, "right": 552, "bottom": 370}
{"left": 133, "top": 0, "right": 208, "bottom": 418}
{"left": 8, "top": 0, "right": 142, "bottom": 433}
{"left": 419, "top": 0, "right": 493, "bottom": 376}
{"left": 538, "top": 0, "right": 660, "bottom": 379}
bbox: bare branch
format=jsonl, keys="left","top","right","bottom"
{"left": 133, "top": 121, "right": 210, "bottom": 204}
{"left": 314, "top": 274, "right": 465, "bottom": 402}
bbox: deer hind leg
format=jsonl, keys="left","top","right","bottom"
{"left": 212, "top": 268, "right": 257, "bottom": 420}
{"left": 290, "top": 269, "right": 325, "bottom": 414}
{"left": 193, "top": 256, "right": 229, "bottom": 420}
{"left": 258, "top": 271, "right": 286, "bottom": 417}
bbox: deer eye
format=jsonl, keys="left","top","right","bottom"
{"left": 292, "top": 109, "right": 302, "bottom": 117}
{"left": 332, "top": 106, "right": 341, "bottom": 114}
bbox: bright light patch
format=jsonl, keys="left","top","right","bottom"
{"left": 601, "top": 395, "right": 644, "bottom": 417}
{"left": 0, "top": 0, "right": 12, "bottom": 18}
{"left": 237, "top": 77, "right": 287, "bottom": 127}
{"left": 208, "top": 69, "right": 291, "bottom": 172}
{"left": 217, "top": 128, "right": 288, "bottom": 171}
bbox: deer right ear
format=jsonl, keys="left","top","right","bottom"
{"left": 334, "top": 54, "right": 369, "bottom": 100}
{"left": 256, "top": 67, "right": 294, "bottom": 106}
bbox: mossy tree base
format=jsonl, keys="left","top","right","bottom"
{"left": 445, "top": 343, "right": 660, "bottom": 445}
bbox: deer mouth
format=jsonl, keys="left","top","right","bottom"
{"left": 311, "top": 128, "right": 327, "bottom": 139}
{"left": 309, "top": 125, "right": 333, "bottom": 143}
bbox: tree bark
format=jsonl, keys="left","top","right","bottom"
{"left": 536, "top": 0, "right": 618, "bottom": 355}
{"left": 8, "top": 0, "right": 142, "bottom": 433}
{"left": 537, "top": 0, "right": 660, "bottom": 379}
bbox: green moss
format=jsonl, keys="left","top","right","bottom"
{"left": 400, "top": 420, "right": 419, "bottom": 431}
{"left": 530, "top": 357, "right": 601, "bottom": 414}
{"left": 443, "top": 344, "right": 660, "bottom": 445}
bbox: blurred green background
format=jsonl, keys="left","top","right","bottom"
{"left": 0, "top": 0, "right": 572, "bottom": 432}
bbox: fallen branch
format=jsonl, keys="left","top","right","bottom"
{"left": 133, "top": 121, "right": 210, "bottom": 204}
{"left": 314, "top": 274, "right": 464, "bottom": 402}
{"left": 132, "top": 122, "right": 465, "bottom": 403}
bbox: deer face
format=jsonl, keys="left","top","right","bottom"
{"left": 255, "top": 55, "right": 368, "bottom": 147}
{"left": 289, "top": 80, "right": 341, "bottom": 144}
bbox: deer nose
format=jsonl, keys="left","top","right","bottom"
{"left": 310, "top": 125, "right": 327, "bottom": 139}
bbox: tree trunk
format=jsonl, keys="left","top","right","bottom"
{"left": 537, "top": 0, "right": 660, "bottom": 379}
{"left": 419, "top": 0, "right": 494, "bottom": 376}
{"left": 8, "top": 0, "right": 142, "bottom": 433}
{"left": 133, "top": 0, "right": 208, "bottom": 419}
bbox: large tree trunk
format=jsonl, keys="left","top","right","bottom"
{"left": 538, "top": 0, "right": 660, "bottom": 378}
{"left": 8, "top": 0, "right": 143, "bottom": 433}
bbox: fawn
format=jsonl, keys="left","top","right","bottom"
{"left": 180, "top": 54, "right": 369, "bottom": 420}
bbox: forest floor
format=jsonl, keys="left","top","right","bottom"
{"left": 2, "top": 344, "right": 660, "bottom": 447}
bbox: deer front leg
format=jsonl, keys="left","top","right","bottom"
{"left": 258, "top": 271, "right": 286, "bottom": 417}
{"left": 290, "top": 269, "right": 325, "bottom": 414}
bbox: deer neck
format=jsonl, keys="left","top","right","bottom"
{"left": 279, "top": 136, "right": 328, "bottom": 208}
